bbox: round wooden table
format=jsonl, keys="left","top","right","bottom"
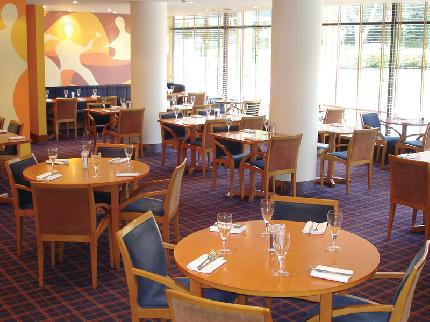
{"left": 174, "top": 220, "right": 380, "bottom": 321}
{"left": 24, "top": 158, "right": 150, "bottom": 268}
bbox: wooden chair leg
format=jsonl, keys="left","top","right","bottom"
{"left": 74, "top": 121, "right": 77, "bottom": 139}
{"left": 50, "top": 241, "right": 56, "bottom": 267}
{"left": 58, "top": 242, "right": 64, "bottom": 263}
{"left": 201, "top": 150, "right": 206, "bottom": 177}
{"left": 345, "top": 165, "right": 350, "bottom": 195}
{"left": 249, "top": 170, "right": 256, "bottom": 202}
{"left": 320, "top": 158, "right": 324, "bottom": 190}
{"left": 368, "top": 163, "right": 372, "bottom": 191}
{"left": 90, "top": 238, "right": 98, "bottom": 288}
{"left": 387, "top": 202, "right": 396, "bottom": 240}
{"left": 212, "top": 161, "right": 217, "bottom": 188}
{"left": 265, "top": 298, "right": 273, "bottom": 309}
{"left": 411, "top": 208, "right": 418, "bottom": 228}
{"left": 55, "top": 122, "right": 59, "bottom": 141}
{"left": 37, "top": 238, "right": 44, "bottom": 287}
{"left": 380, "top": 144, "right": 387, "bottom": 168}
{"left": 239, "top": 167, "right": 245, "bottom": 200}
{"left": 291, "top": 173, "right": 297, "bottom": 197}
{"left": 161, "top": 144, "right": 166, "bottom": 166}
{"left": 16, "top": 216, "right": 22, "bottom": 256}
{"left": 375, "top": 145, "right": 381, "bottom": 163}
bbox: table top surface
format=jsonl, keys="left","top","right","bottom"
{"left": 23, "top": 158, "right": 150, "bottom": 186}
{"left": 213, "top": 130, "right": 281, "bottom": 144}
{"left": 398, "top": 151, "right": 430, "bottom": 163}
{"left": 318, "top": 124, "right": 361, "bottom": 135}
{"left": 0, "top": 132, "right": 29, "bottom": 146}
{"left": 382, "top": 117, "right": 428, "bottom": 126}
{"left": 174, "top": 220, "right": 380, "bottom": 297}
{"left": 46, "top": 97, "right": 97, "bottom": 103}
{"left": 87, "top": 107, "right": 122, "bottom": 114}
{"left": 159, "top": 115, "right": 242, "bottom": 127}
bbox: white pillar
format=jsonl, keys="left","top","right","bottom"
{"left": 131, "top": 0, "right": 167, "bottom": 146}
{"left": 270, "top": 0, "right": 321, "bottom": 186}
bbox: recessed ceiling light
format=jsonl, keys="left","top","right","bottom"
{"left": 68, "top": 9, "right": 71, "bottom": 12}
{"left": 204, "top": 9, "right": 209, "bottom": 12}
{"left": 252, "top": 6, "right": 259, "bottom": 9}
{"left": 113, "top": 11, "right": 117, "bottom": 14}
{"left": 42, "top": 4, "right": 47, "bottom": 9}
{"left": 91, "top": 10, "right": 95, "bottom": 13}
{"left": 107, "top": 8, "right": 111, "bottom": 12}
{"left": 72, "top": 0, "right": 79, "bottom": 4}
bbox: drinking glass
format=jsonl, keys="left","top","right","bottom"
{"left": 92, "top": 88, "right": 97, "bottom": 97}
{"left": 120, "top": 97, "right": 126, "bottom": 108}
{"left": 217, "top": 212, "right": 232, "bottom": 254}
{"left": 183, "top": 96, "right": 188, "bottom": 104}
{"left": 91, "top": 152, "right": 101, "bottom": 177}
{"left": 191, "top": 95, "right": 196, "bottom": 105}
{"left": 64, "top": 89, "right": 68, "bottom": 98}
{"left": 124, "top": 146, "right": 134, "bottom": 167}
{"left": 206, "top": 107, "right": 211, "bottom": 118}
{"left": 82, "top": 138, "right": 91, "bottom": 153}
{"left": 226, "top": 116, "right": 233, "bottom": 133}
{"left": 327, "top": 210, "right": 343, "bottom": 252}
{"left": 174, "top": 106, "right": 180, "bottom": 119}
{"left": 273, "top": 225, "right": 290, "bottom": 277}
{"left": 76, "top": 88, "right": 81, "bottom": 97}
{"left": 260, "top": 199, "right": 274, "bottom": 237}
{"left": 172, "top": 95, "right": 177, "bottom": 106}
{"left": 47, "top": 147, "right": 58, "bottom": 170}
{"left": 45, "top": 89, "right": 49, "bottom": 99}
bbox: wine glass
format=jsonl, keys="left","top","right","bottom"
{"left": 327, "top": 210, "right": 343, "bottom": 252}
{"left": 264, "top": 117, "right": 269, "bottom": 136}
{"left": 47, "top": 147, "right": 58, "bottom": 170}
{"left": 273, "top": 225, "right": 290, "bottom": 277}
{"left": 174, "top": 106, "right": 180, "bottom": 119}
{"left": 64, "top": 89, "right": 68, "bottom": 98}
{"left": 172, "top": 95, "right": 177, "bottom": 106}
{"left": 124, "top": 146, "right": 134, "bottom": 167}
{"left": 45, "top": 89, "right": 49, "bottom": 99}
{"left": 183, "top": 96, "right": 188, "bottom": 104}
{"left": 226, "top": 116, "right": 233, "bottom": 133}
{"left": 260, "top": 199, "right": 274, "bottom": 237}
{"left": 82, "top": 138, "right": 91, "bottom": 153}
{"left": 191, "top": 95, "right": 196, "bottom": 105}
{"left": 91, "top": 152, "right": 101, "bottom": 177}
{"left": 217, "top": 212, "right": 232, "bottom": 254}
{"left": 92, "top": 88, "right": 97, "bottom": 97}
{"left": 120, "top": 97, "right": 126, "bottom": 108}
{"left": 76, "top": 88, "right": 81, "bottom": 97}
{"left": 206, "top": 106, "right": 211, "bottom": 118}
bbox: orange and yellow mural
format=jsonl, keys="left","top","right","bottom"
{"left": 44, "top": 11, "right": 131, "bottom": 86}
{"left": 0, "top": 0, "right": 30, "bottom": 142}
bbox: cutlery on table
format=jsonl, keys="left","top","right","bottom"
{"left": 309, "top": 266, "right": 352, "bottom": 277}
{"left": 197, "top": 250, "right": 217, "bottom": 270}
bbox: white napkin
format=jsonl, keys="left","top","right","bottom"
{"left": 78, "top": 97, "right": 86, "bottom": 102}
{"left": 108, "top": 157, "right": 128, "bottom": 164}
{"left": 302, "top": 221, "right": 327, "bottom": 235}
{"left": 8, "top": 136, "right": 26, "bottom": 141}
{"left": 399, "top": 153, "right": 417, "bottom": 159}
{"left": 36, "top": 172, "right": 63, "bottom": 181}
{"left": 0, "top": 129, "right": 7, "bottom": 134}
{"left": 45, "top": 159, "right": 69, "bottom": 165}
{"left": 310, "top": 265, "right": 353, "bottom": 283}
{"left": 187, "top": 254, "right": 227, "bottom": 274}
{"left": 210, "top": 223, "right": 246, "bottom": 234}
{"left": 116, "top": 172, "right": 139, "bottom": 177}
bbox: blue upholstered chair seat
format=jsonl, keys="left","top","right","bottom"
{"left": 94, "top": 191, "right": 111, "bottom": 205}
{"left": 0, "top": 149, "right": 17, "bottom": 155}
{"left": 404, "top": 140, "right": 422, "bottom": 148}
{"left": 305, "top": 295, "right": 390, "bottom": 322}
{"left": 248, "top": 159, "right": 265, "bottom": 169}
{"left": 219, "top": 153, "right": 246, "bottom": 168}
{"left": 328, "top": 151, "right": 348, "bottom": 160}
{"left": 123, "top": 198, "right": 165, "bottom": 216}
{"left": 19, "top": 199, "right": 33, "bottom": 210}
{"left": 188, "top": 138, "right": 203, "bottom": 147}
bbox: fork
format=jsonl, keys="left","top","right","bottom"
{"left": 312, "top": 223, "right": 320, "bottom": 232}
{"left": 197, "top": 250, "right": 217, "bottom": 270}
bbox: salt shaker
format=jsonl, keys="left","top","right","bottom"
{"left": 268, "top": 224, "right": 276, "bottom": 253}
{"left": 81, "top": 151, "right": 89, "bottom": 169}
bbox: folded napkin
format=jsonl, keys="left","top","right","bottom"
{"left": 45, "top": 159, "right": 69, "bottom": 165}
{"left": 36, "top": 172, "right": 63, "bottom": 181}
{"left": 78, "top": 97, "right": 86, "bottom": 102}
{"left": 399, "top": 153, "right": 417, "bottom": 159}
{"left": 8, "top": 136, "right": 26, "bottom": 141}
{"left": 210, "top": 223, "right": 246, "bottom": 234}
{"left": 116, "top": 172, "right": 140, "bottom": 177}
{"left": 108, "top": 157, "right": 128, "bottom": 164}
{"left": 191, "top": 115, "right": 205, "bottom": 118}
{"left": 302, "top": 221, "right": 327, "bottom": 235}
{"left": 0, "top": 129, "right": 7, "bottom": 134}
{"left": 310, "top": 265, "right": 353, "bottom": 283}
{"left": 187, "top": 254, "right": 227, "bottom": 274}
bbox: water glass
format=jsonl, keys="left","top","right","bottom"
{"left": 273, "top": 225, "right": 290, "bottom": 277}
{"left": 92, "top": 88, "right": 97, "bottom": 97}
{"left": 171, "top": 95, "right": 177, "bottom": 106}
{"left": 64, "top": 89, "right": 68, "bottom": 98}
{"left": 217, "top": 212, "right": 232, "bottom": 254}
{"left": 47, "top": 147, "right": 58, "bottom": 170}
{"left": 260, "top": 199, "right": 274, "bottom": 237}
{"left": 76, "top": 88, "right": 81, "bottom": 97}
{"left": 120, "top": 97, "right": 126, "bottom": 108}
{"left": 124, "top": 146, "right": 134, "bottom": 167}
{"left": 226, "top": 116, "right": 233, "bottom": 133}
{"left": 91, "top": 152, "right": 101, "bottom": 177}
{"left": 183, "top": 96, "right": 188, "bottom": 104}
{"left": 327, "top": 210, "right": 343, "bottom": 252}
{"left": 191, "top": 95, "right": 196, "bottom": 105}
{"left": 82, "top": 138, "right": 91, "bottom": 153}
{"left": 174, "top": 106, "right": 180, "bottom": 119}
{"left": 45, "top": 89, "right": 49, "bottom": 99}
{"left": 205, "top": 107, "right": 211, "bottom": 118}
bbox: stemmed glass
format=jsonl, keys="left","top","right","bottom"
{"left": 171, "top": 95, "right": 177, "bottom": 107}
{"left": 124, "top": 146, "right": 134, "bottom": 167}
{"left": 92, "top": 88, "right": 97, "bottom": 97}
{"left": 120, "top": 97, "right": 126, "bottom": 108}
{"left": 183, "top": 96, "right": 188, "bottom": 104}
{"left": 226, "top": 116, "right": 232, "bottom": 133}
{"left": 273, "top": 225, "right": 290, "bottom": 277}
{"left": 45, "top": 89, "right": 49, "bottom": 99}
{"left": 327, "top": 210, "right": 343, "bottom": 252}
{"left": 91, "top": 152, "right": 101, "bottom": 177}
{"left": 217, "top": 212, "right": 232, "bottom": 254}
{"left": 174, "top": 106, "right": 180, "bottom": 119}
{"left": 64, "top": 89, "right": 68, "bottom": 98}
{"left": 47, "top": 147, "right": 58, "bottom": 170}
{"left": 76, "top": 88, "right": 81, "bottom": 97}
{"left": 260, "top": 199, "right": 274, "bottom": 237}
{"left": 191, "top": 95, "right": 196, "bottom": 105}
{"left": 82, "top": 138, "right": 91, "bottom": 153}
{"left": 264, "top": 117, "right": 269, "bottom": 137}
{"left": 205, "top": 106, "right": 211, "bottom": 118}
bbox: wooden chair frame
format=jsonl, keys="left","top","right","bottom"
{"left": 32, "top": 183, "right": 112, "bottom": 288}
{"left": 395, "top": 122, "right": 430, "bottom": 155}
{"left": 50, "top": 98, "right": 78, "bottom": 141}
{"left": 0, "top": 115, "right": 5, "bottom": 129}
{"left": 0, "top": 120, "right": 24, "bottom": 170}
{"left": 320, "top": 129, "right": 378, "bottom": 195}
{"left": 240, "top": 115, "right": 265, "bottom": 130}
{"left": 160, "top": 111, "right": 184, "bottom": 166}
{"left": 270, "top": 195, "right": 339, "bottom": 214}
{"left": 95, "top": 142, "right": 140, "bottom": 160}
{"left": 166, "top": 289, "right": 273, "bottom": 322}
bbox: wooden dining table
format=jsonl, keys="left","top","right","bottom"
{"left": 23, "top": 157, "right": 150, "bottom": 269}
{"left": 174, "top": 220, "right": 380, "bottom": 322}
{"left": 382, "top": 117, "right": 428, "bottom": 138}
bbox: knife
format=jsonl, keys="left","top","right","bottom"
{"left": 312, "top": 268, "right": 352, "bottom": 277}
{"left": 198, "top": 255, "right": 219, "bottom": 270}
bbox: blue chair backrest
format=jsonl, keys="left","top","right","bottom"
{"left": 212, "top": 125, "right": 242, "bottom": 158}
{"left": 123, "top": 216, "right": 169, "bottom": 308}
{"left": 9, "top": 156, "right": 37, "bottom": 209}
{"left": 160, "top": 112, "right": 185, "bottom": 139}
{"left": 272, "top": 201, "right": 334, "bottom": 223}
{"left": 97, "top": 146, "right": 137, "bottom": 159}
{"left": 361, "top": 113, "right": 381, "bottom": 130}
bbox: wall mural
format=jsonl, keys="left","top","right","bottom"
{"left": 44, "top": 11, "right": 131, "bottom": 86}
{"left": 0, "top": 0, "right": 30, "bottom": 138}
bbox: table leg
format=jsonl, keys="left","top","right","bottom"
{"left": 110, "top": 185, "right": 121, "bottom": 270}
{"left": 319, "top": 293, "right": 333, "bottom": 322}
{"left": 401, "top": 124, "right": 408, "bottom": 138}
{"left": 189, "top": 279, "right": 203, "bottom": 297}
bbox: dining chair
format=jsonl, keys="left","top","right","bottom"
{"left": 32, "top": 183, "right": 112, "bottom": 288}
{"left": 0, "top": 115, "right": 5, "bottom": 129}
{"left": 119, "top": 159, "right": 186, "bottom": 244}
{"left": 115, "top": 211, "right": 238, "bottom": 322}
{"left": 5, "top": 154, "right": 37, "bottom": 256}
{"left": 320, "top": 129, "right": 378, "bottom": 195}
{"left": 187, "top": 92, "right": 206, "bottom": 105}
{"left": 270, "top": 195, "right": 339, "bottom": 223}
{"left": 86, "top": 103, "right": 112, "bottom": 146}
{"left": 395, "top": 122, "right": 430, "bottom": 155}
{"left": 102, "top": 108, "right": 145, "bottom": 156}
{"left": 181, "top": 119, "right": 227, "bottom": 177}
{"left": 166, "top": 289, "right": 273, "bottom": 322}
{"left": 49, "top": 98, "right": 78, "bottom": 141}
{"left": 240, "top": 116, "right": 265, "bottom": 130}
{"left": 387, "top": 155, "right": 430, "bottom": 241}
{"left": 159, "top": 111, "right": 186, "bottom": 166}
{"left": 0, "top": 120, "right": 24, "bottom": 171}
{"left": 239, "top": 134, "right": 303, "bottom": 202}
{"left": 96, "top": 142, "right": 139, "bottom": 160}
{"left": 243, "top": 100, "right": 261, "bottom": 116}
{"left": 361, "top": 112, "right": 401, "bottom": 168}
{"left": 101, "top": 95, "right": 118, "bottom": 106}
{"left": 305, "top": 240, "right": 430, "bottom": 322}
{"left": 192, "top": 105, "right": 216, "bottom": 116}
{"left": 212, "top": 124, "right": 243, "bottom": 196}
{"left": 320, "top": 107, "right": 345, "bottom": 144}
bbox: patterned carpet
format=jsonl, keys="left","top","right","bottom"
{"left": 1, "top": 137, "right": 429, "bottom": 321}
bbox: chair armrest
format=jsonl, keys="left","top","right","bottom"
{"left": 132, "top": 179, "right": 170, "bottom": 194}
{"left": 131, "top": 268, "right": 187, "bottom": 292}
{"left": 320, "top": 143, "right": 349, "bottom": 155}
{"left": 398, "top": 133, "right": 423, "bottom": 143}
{"left": 160, "top": 124, "right": 179, "bottom": 141}
{"left": 372, "top": 272, "right": 405, "bottom": 279}
{"left": 119, "top": 190, "right": 167, "bottom": 210}
{"left": 380, "top": 122, "right": 402, "bottom": 137}
{"left": 95, "top": 203, "right": 110, "bottom": 213}
{"left": 306, "top": 304, "right": 393, "bottom": 322}
{"left": 103, "top": 117, "right": 118, "bottom": 131}
{"left": 163, "top": 242, "right": 176, "bottom": 250}
{"left": 15, "top": 184, "right": 31, "bottom": 192}
{"left": 213, "top": 140, "right": 232, "bottom": 158}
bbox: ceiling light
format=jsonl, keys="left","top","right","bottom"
{"left": 252, "top": 6, "right": 259, "bottom": 9}
{"left": 181, "top": 0, "right": 194, "bottom": 3}
{"left": 107, "top": 8, "right": 111, "bottom": 12}
{"left": 91, "top": 10, "right": 95, "bottom": 13}
{"left": 72, "top": 0, "right": 79, "bottom": 4}
{"left": 113, "top": 11, "right": 117, "bottom": 14}
{"left": 42, "top": 5, "right": 46, "bottom": 9}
